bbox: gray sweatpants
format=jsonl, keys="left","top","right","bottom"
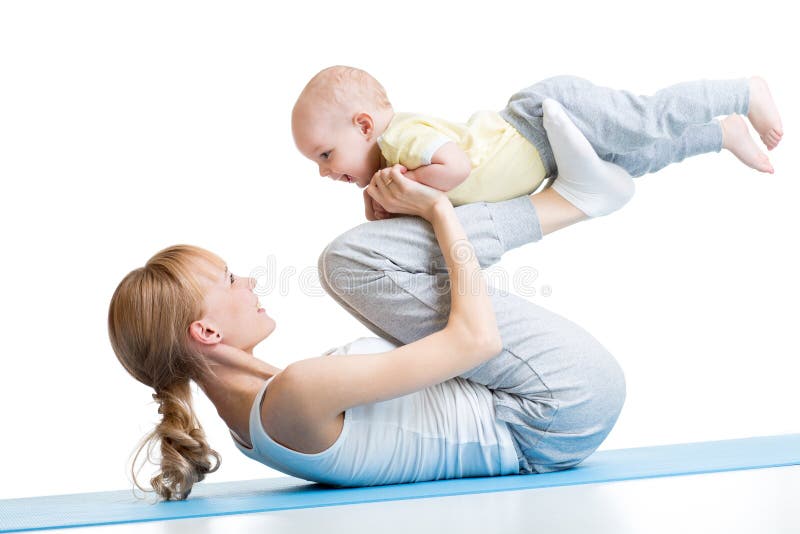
{"left": 318, "top": 196, "right": 626, "bottom": 473}
{"left": 499, "top": 76, "right": 750, "bottom": 177}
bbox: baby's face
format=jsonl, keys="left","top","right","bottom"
{"left": 292, "top": 106, "right": 379, "bottom": 189}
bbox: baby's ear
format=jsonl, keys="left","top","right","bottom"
{"left": 353, "top": 112, "right": 374, "bottom": 137}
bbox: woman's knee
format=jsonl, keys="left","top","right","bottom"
{"left": 318, "top": 224, "right": 371, "bottom": 295}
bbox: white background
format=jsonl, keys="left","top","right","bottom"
{"left": 0, "top": 0, "right": 797, "bottom": 500}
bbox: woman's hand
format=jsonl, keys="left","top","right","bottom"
{"left": 366, "top": 164, "right": 450, "bottom": 222}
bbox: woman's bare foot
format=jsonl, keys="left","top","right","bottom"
{"left": 747, "top": 77, "right": 783, "bottom": 150}
{"left": 721, "top": 114, "right": 774, "bottom": 173}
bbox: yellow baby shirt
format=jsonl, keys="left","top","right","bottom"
{"left": 378, "top": 111, "right": 547, "bottom": 206}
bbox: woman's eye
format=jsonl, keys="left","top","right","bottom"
{"left": 230, "top": 273, "right": 235, "bottom": 285}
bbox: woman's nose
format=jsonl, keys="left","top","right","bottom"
{"left": 246, "top": 277, "right": 257, "bottom": 290}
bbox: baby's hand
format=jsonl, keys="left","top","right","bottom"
{"left": 367, "top": 164, "right": 448, "bottom": 221}
{"left": 363, "top": 189, "right": 393, "bottom": 221}
{"left": 364, "top": 165, "right": 412, "bottom": 220}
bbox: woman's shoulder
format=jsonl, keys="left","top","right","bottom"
{"left": 263, "top": 378, "right": 346, "bottom": 455}
{"left": 260, "top": 337, "right": 397, "bottom": 454}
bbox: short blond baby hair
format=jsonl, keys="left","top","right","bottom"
{"left": 297, "top": 65, "right": 392, "bottom": 113}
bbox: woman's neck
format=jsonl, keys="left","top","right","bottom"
{"left": 198, "top": 348, "right": 282, "bottom": 446}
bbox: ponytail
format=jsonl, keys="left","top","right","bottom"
{"left": 132, "top": 381, "right": 220, "bottom": 501}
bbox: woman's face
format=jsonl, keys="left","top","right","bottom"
{"left": 196, "top": 263, "right": 276, "bottom": 353}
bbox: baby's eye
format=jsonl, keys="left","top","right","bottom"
{"left": 320, "top": 151, "right": 330, "bottom": 160}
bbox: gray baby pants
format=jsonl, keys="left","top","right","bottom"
{"left": 499, "top": 76, "right": 750, "bottom": 177}
{"left": 318, "top": 196, "right": 626, "bottom": 473}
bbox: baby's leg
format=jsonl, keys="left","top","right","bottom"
{"left": 501, "top": 76, "right": 752, "bottom": 177}
{"left": 610, "top": 116, "right": 774, "bottom": 175}
{"left": 542, "top": 99, "right": 635, "bottom": 218}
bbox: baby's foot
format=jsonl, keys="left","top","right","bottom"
{"left": 721, "top": 114, "right": 774, "bottom": 174}
{"left": 747, "top": 77, "right": 783, "bottom": 150}
{"left": 542, "top": 99, "right": 635, "bottom": 218}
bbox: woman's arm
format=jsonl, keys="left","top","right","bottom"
{"left": 272, "top": 165, "right": 501, "bottom": 423}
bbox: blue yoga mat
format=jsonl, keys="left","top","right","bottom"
{"left": 1, "top": 434, "right": 798, "bottom": 532}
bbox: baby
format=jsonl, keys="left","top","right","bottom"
{"left": 292, "top": 66, "right": 782, "bottom": 220}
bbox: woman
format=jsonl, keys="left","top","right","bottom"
{"left": 108, "top": 127, "right": 629, "bottom": 500}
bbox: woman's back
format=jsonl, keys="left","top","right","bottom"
{"left": 233, "top": 337, "right": 519, "bottom": 486}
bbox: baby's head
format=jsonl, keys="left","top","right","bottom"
{"left": 292, "top": 66, "right": 393, "bottom": 188}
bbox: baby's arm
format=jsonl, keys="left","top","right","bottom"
{"left": 403, "top": 142, "right": 472, "bottom": 192}
{"left": 367, "top": 143, "right": 471, "bottom": 220}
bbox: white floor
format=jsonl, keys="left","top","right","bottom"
{"left": 53, "top": 466, "right": 800, "bottom": 534}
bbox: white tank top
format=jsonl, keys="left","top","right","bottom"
{"left": 231, "top": 337, "right": 519, "bottom": 486}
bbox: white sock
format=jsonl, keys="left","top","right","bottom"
{"left": 543, "top": 99, "right": 636, "bottom": 218}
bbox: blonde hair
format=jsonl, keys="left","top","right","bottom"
{"left": 296, "top": 65, "right": 392, "bottom": 114}
{"left": 108, "top": 244, "right": 225, "bottom": 501}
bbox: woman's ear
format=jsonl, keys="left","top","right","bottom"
{"left": 354, "top": 112, "right": 374, "bottom": 138}
{"left": 189, "top": 320, "right": 223, "bottom": 345}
